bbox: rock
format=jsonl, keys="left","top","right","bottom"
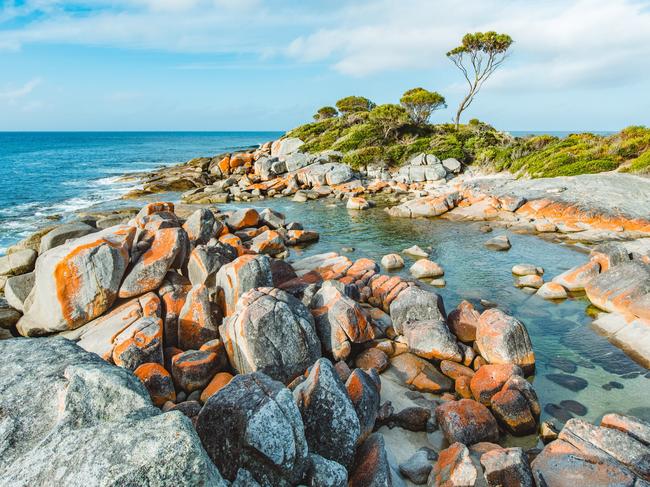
{"left": 171, "top": 349, "right": 220, "bottom": 393}
{"left": 112, "top": 316, "right": 163, "bottom": 370}
{"left": 387, "top": 352, "right": 453, "bottom": 393}
{"left": 485, "top": 235, "right": 511, "bottom": 251}
{"left": 589, "top": 242, "right": 630, "bottom": 271}
{"left": 403, "top": 245, "right": 428, "bottom": 258}
{"left": 4, "top": 271, "right": 34, "bottom": 312}
{"left": 221, "top": 287, "right": 321, "bottom": 383}
{"left": 475, "top": 309, "right": 535, "bottom": 375}
{"left": 410, "top": 259, "right": 444, "bottom": 279}
{"left": 307, "top": 454, "right": 348, "bottom": 487}
{"left": 0, "top": 337, "right": 225, "bottom": 486}
{"left": 585, "top": 262, "right": 650, "bottom": 315}
{"left": 559, "top": 400, "right": 587, "bottom": 416}
{"left": 119, "top": 227, "right": 188, "bottom": 299}
{"left": 38, "top": 222, "right": 96, "bottom": 254}
{"left": 430, "top": 442, "right": 479, "bottom": 487}
{"left": 346, "top": 368, "right": 381, "bottom": 442}
{"left": 293, "top": 358, "right": 360, "bottom": 469}
{"left": 285, "top": 229, "right": 320, "bottom": 245}
{"left": 250, "top": 229, "right": 286, "bottom": 256}
{"left": 271, "top": 137, "right": 305, "bottom": 159}
{"left": 347, "top": 197, "right": 370, "bottom": 210}
{"left": 491, "top": 388, "right": 538, "bottom": 436}
{"left": 17, "top": 225, "right": 135, "bottom": 336}
{"left": 435, "top": 399, "right": 499, "bottom": 445}
{"left": 182, "top": 208, "right": 222, "bottom": 246}
{"left": 403, "top": 319, "right": 463, "bottom": 362}
{"left": 440, "top": 360, "right": 475, "bottom": 380}
{"left": 133, "top": 362, "right": 176, "bottom": 406}
{"left": 442, "top": 158, "right": 462, "bottom": 173}
{"left": 600, "top": 413, "right": 650, "bottom": 446}
{"left": 447, "top": 300, "right": 480, "bottom": 342}
{"left": 545, "top": 373, "right": 588, "bottom": 392}
{"left": 0, "top": 249, "right": 36, "bottom": 276}
{"left": 480, "top": 447, "right": 534, "bottom": 487}
{"left": 0, "top": 297, "right": 21, "bottom": 329}
{"left": 355, "top": 347, "right": 389, "bottom": 372}
{"left": 399, "top": 448, "right": 438, "bottom": 484}
{"left": 311, "top": 282, "right": 374, "bottom": 361}
{"left": 470, "top": 363, "right": 524, "bottom": 406}
{"left": 285, "top": 152, "right": 312, "bottom": 172}
{"left": 226, "top": 208, "right": 260, "bottom": 231}
{"left": 515, "top": 274, "right": 544, "bottom": 289}
{"left": 197, "top": 372, "right": 309, "bottom": 485}
{"left": 157, "top": 271, "right": 191, "bottom": 348}
{"left": 348, "top": 433, "right": 393, "bottom": 487}
{"left": 552, "top": 260, "right": 600, "bottom": 291}
{"left": 540, "top": 421, "right": 560, "bottom": 444}
{"left": 389, "top": 287, "right": 446, "bottom": 335}
{"left": 200, "top": 371, "right": 234, "bottom": 403}
{"left": 178, "top": 284, "right": 221, "bottom": 350}
{"left": 381, "top": 253, "right": 404, "bottom": 270}
{"left": 389, "top": 406, "right": 432, "bottom": 432}
{"left": 537, "top": 282, "right": 568, "bottom": 300}
{"left": 512, "top": 264, "right": 543, "bottom": 276}
{"left": 215, "top": 254, "right": 273, "bottom": 316}
{"left": 187, "top": 242, "right": 236, "bottom": 290}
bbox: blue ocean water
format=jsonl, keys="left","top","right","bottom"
{"left": 0, "top": 131, "right": 282, "bottom": 252}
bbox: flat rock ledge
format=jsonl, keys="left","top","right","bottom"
{"left": 0, "top": 337, "right": 225, "bottom": 487}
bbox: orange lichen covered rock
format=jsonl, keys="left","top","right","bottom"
{"left": 447, "top": 300, "right": 480, "bottom": 342}
{"left": 134, "top": 362, "right": 176, "bottom": 407}
{"left": 311, "top": 282, "right": 374, "bottom": 361}
{"left": 440, "top": 360, "right": 475, "bottom": 381}
{"left": 355, "top": 347, "right": 389, "bottom": 372}
{"left": 585, "top": 261, "right": 650, "bottom": 315}
{"left": 435, "top": 399, "right": 499, "bottom": 445}
{"left": 158, "top": 271, "right": 192, "bottom": 348}
{"left": 17, "top": 225, "right": 135, "bottom": 336}
{"left": 177, "top": 284, "right": 221, "bottom": 350}
{"left": 284, "top": 229, "right": 319, "bottom": 246}
{"left": 135, "top": 202, "right": 175, "bottom": 225}
{"left": 470, "top": 363, "right": 523, "bottom": 406}
{"left": 171, "top": 349, "right": 220, "bottom": 393}
{"left": 552, "top": 260, "right": 600, "bottom": 291}
{"left": 475, "top": 308, "right": 535, "bottom": 375}
{"left": 388, "top": 353, "right": 452, "bottom": 393}
{"left": 119, "top": 227, "right": 188, "bottom": 299}
{"left": 112, "top": 316, "right": 163, "bottom": 370}
{"left": 249, "top": 230, "right": 286, "bottom": 256}
{"left": 226, "top": 208, "right": 260, "bottom": 231}
{"left": 200, "top": 372, "right": 234, "bottom": 403}
{"left": 215, "top": 254, "right": 273, "bottom": 317}
{"left": 431, "top": 442, "right": 478, "bottom": 487}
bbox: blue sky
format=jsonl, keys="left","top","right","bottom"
{"left": 1, "top": 0, "right": 649, "bottom": 131}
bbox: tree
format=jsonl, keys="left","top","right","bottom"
{"left": 447, "top": 31, "right": 513, "bottom": 129}
{"left": 399, "top": 88, "right": 446, "bottom": 125}
{"left": 313, "top": 106, "right": 338, "bottom": 121}
{"left": 335, "top": 96, "right": 376, "bottom": 116}
{"left": 368, "top": 104, "right": 408, "bottom": 140}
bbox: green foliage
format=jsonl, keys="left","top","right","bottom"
{"left": 313, "top": 106, "right": 338, "bottom": 121}
{"left": 621, "top": 151, "right": 650, "bottom": 174}
{"left": 331, "top": 123, "right": 382, "bottom": 152}
{"left": 429, "top": 133, "right": 465, "bottom": 160}
{"left": 335, "top": 96, "right": 375, "bottom": 115}
{"left": 399, "top": 88, "right": 446, "bottom": 125}
{"left": 342, "top": 146, "right": 384, "bottom": 169}
{"left": 447, "top": 31, "right": 513, "bottom": 57}
{"left": 368, "top": 104, "right": 409, "bottom": 140}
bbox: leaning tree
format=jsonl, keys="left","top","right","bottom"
{"left": 399, "top": 88, "right": 446, "bottom": 125}
{"left": 313, "top": 106, "right": 338, "bottom": 121}
{"left": 447, "top": 31, "right": 513, "bottom": 129}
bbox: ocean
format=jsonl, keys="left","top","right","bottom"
{"left": 0, "top": 131, "right": 282, "bottom": 253}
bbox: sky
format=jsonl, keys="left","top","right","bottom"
{"left": 1, "top": 0, "right": 649, "bottom": 132}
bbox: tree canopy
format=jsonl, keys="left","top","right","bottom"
{"left": 447, "top": 31, "right": 513, "bottom": 129}
{"left": 400, "top": 88, "right": 446, "bottom": 125}
{"left": 335, "top": 96, "right": 376, "bottom": 115}
{"left": 313, "top": 106, "right": 338, "bottom": 121}
{"left": 368, "top": 104, "right": 408, "bottom": 140}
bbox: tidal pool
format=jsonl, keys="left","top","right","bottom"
{"left": 223, "top": 198, "right": 650, "bottom": 426}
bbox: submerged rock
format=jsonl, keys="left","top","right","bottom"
{"left": 0, "top": 337, "right": 225, "bottom": 486}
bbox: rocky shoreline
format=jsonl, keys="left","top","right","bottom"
{"left": 0, "top": 137, "right": 649, "bottom": 486}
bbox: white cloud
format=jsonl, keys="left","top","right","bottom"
{"left": 0, "top": 78, "right": 42, "bottom": 101}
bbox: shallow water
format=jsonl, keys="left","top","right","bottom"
{"left": 220, "top": 198, "right": 650, "bottom": 426}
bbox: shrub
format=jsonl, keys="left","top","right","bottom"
{"left": 335, "top": 96, "right": 376, "bottom": 115}
{"left": 313, "top": 106, "right": 338, "bottom": 121}
{"left": 621, "top": 151, "right": 650, "bottom": 174}
{"left": 399, "top": 88, "right": 446, "bottom": 125}
{"left": 342, "top": 146, "right": 384, "bottom": 170}
{"left": 331, "top": 123, "right": 382, "bottom": 152}
{"left": 429, "top": 133, "right": 465, "bottom": 160}
{"left": 368, "top": 104, "right": 409, "bottom": 140}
